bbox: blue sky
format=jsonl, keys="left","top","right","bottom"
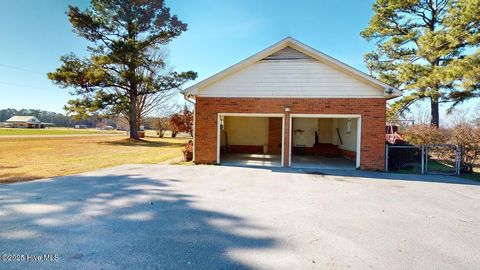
{"left": 0, "top": 0, "right": 476, "bottom": 121}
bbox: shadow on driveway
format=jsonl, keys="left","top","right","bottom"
{"left": 294, "top": 169, "right": 479, "bottom": 186}
{"left": 0, "top": 174, "right": 277, "bottom": 269}
{"left": 221, "top": 164, "right": 480, "bottom": 186}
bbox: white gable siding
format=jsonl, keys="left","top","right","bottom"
{"left": 197, "top": 55, "right": 384, "bottom": 98}
{"left": 263, "top": 47, "right": 313, "bottom": 60}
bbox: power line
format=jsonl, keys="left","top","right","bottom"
{"left": 0, "top": 81, "right": 63, "bottom": 92}
{"left": 0, "top": 64, "right": 62, "bottom": 92}
{"left": 0, "top": 63, "right": 46, "bottom": 75}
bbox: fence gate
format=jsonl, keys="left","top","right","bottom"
{"left": 385, "top": 145, "right": 422, "bottom": 174}
{"left": 386, "top": 144, "right": 460, "bottom": 175}
{"left": 424, "top": 144, "right": 460, "bottom": 175}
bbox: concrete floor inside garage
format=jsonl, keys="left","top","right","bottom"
{"left": 221, "top": 153, "right": 282, "bottom": 167}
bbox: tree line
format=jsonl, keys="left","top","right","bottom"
{"left": 0, "top": 106, "right": 194, "bottom": 134}
{"left": 0, "top": 108, "right": 95, "bottom": 127}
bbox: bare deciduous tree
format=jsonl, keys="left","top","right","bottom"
{"left": 149, "top": 103, "right": 177, "bottom": 138}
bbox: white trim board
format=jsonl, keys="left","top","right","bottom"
{"left": 289, "top": 114, "right": 361, "bottom": 169}
{"left": 217, "top": 113, "right": 285, "bottom": 166}
{"left": 198, "top": 95, "right": 388, "bottom": 99}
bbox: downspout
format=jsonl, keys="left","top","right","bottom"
{"left": 183, "top": 93, "right": 195, "bottom": 105}
{"left": 183, "top": 94, "right": 196, "bottom": 163}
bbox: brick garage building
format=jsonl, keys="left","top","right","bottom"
{"left": 184, "top": 38, "right": 401, "bottom": 171}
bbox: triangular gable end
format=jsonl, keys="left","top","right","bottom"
{"left": 262, "top": 46, "right": 315, "bottom": 61}
{"left": 183, "top": 37, "right": 401, "bottom": 99}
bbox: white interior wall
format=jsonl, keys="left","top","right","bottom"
{"left": 292, "top": 117, "right": 357, "bottom": 152}
{"left": 220, "top": 131, "right": 226, "bottom": 146}
{"left": 331, "top": 119, "right": 338, "bottom": 145}
{"left": 332, "top": 118, "right": 357, "bottom": 152}
{"left": 292, "top": 118, "right": 318, "bottom": 147}
{"left": 224, "top": 116, "right": 269, "bottom": 146}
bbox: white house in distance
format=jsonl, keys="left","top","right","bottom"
{"left": 5, "top": 116, "right": 54, "bottom": 128}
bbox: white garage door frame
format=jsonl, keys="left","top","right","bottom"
{"left": 217, "top": 113, "right": 285, "bottom": 166}
{"left": 289, "top": 114, "right": 362, "bottom": 168}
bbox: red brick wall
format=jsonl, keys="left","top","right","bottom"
{"left": 268, "top": 118, "right": 282, "bottom": 154}
{"left": 292, "top": 143, "right": 341, "bottom": 157}
{"left": 291, "top": 144, "right": 356, "bottom": 160}
{"left": 194, "top": 97, "right": 386, "bottom": 170}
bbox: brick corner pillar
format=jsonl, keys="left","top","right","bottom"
{"left": 283, "top": 112, "right": 291, "bottom": 167}
{"left": 359, "top": 100, "right": 386, "bottom": 171}
{"left": 268, "top": 118, "right": 282, "bottom": 154}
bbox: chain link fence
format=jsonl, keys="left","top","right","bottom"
{"left": 386, "top": 145, "right": 422, "bottom": 174}
{"left": 424, "top": 144, "right": 460, "bottom": 175}
{"left": 386, "top": 144, "right": 461, "bottom": 176}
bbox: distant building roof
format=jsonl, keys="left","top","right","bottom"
{"left": 6, "top": 116, "right": 41, "bottom": 123}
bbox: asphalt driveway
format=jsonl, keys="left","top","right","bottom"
{"left": 1, "top": 165, "right": 479, "bottom": 269}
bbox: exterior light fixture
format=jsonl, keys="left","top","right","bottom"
{"left": 220, "top": 116, "right": 224, "bottom": 130}
{"left": 346, "top": 118, "right": 352, "bottom": 134}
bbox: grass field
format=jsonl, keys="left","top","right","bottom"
{"left": 0, "top": 127, "right": 125, "bottom": 136}
{"left": 0, "top": 136, "right": 188, "bottom": 183}
{"left": 391, "top": 158, "right": 480, "bottom": 181}
{"left": 393, "top": 159, "right": 456, "bottom": 173}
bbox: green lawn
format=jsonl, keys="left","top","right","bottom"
{"left": 425, "top": 159, "right": 456, "bottom": 174}
{"left": 0, "top": 127, "right": 125, "bottom": 136}
{"left": 390, "top": 158, "right": 480, "bottom": 182}
{"left": 460, "top": 166, "right": 480, "bottom": 181}
{"left": 461, "top": 172, "right": 480, "bottom": 181}
{"left": 390, "top": 159, "right": 455, "bottom": 175}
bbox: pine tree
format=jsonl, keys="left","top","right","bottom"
{"left": 362, "top": 0, "right": 479, "bottom": 127}
{"left": 48, "top": 0, "right": 196, "bottom": 139}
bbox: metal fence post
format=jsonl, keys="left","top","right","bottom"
{"left": 456, "top": 145, "right": 461, "bottom": 176}
{"left": 421, "top": 145, "right": 425, "bottom": 174}
{"left": 425, "top": 146, "right": 429, "bottom": 174}
{"left": 385, "top": 144, "right": 389, "bottom": 172}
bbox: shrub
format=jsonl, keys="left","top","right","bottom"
{"left": 450, "top": 123, "right": 480, "bottom": 173}
{"left": 170, "top": 105, "right": 193, "bottom": 137}
{"left": 403, "top": 124, "right": 447, "bottom": 146}
{"left": 183, "top": 140, "right": 193, "bottom": 161}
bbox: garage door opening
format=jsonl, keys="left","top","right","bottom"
{"left": 290, "top": 116, "right": 360, "bottom": 169}
{"left": 219, "top": 114, "right": 283, "bottom": 167}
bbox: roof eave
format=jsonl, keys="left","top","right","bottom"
{"left": 287, "top": 39, "right": 403, "bottom": 95}
{"left": 183, "top": 37, "right": 294, "bottom": 94}
{"left": 385, "top": 91, "right": 403, "bottom": 100}
{"left": 182, "top": 86, "right": 199, "bottom": 97}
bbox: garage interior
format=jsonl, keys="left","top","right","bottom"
{"left": 220, "top": 116, "right": 282, "bottom": 167}
{"left": 291, "top": 117, "right": 357, "bottom": 169}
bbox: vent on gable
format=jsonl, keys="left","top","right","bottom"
{"left": 262, "top": 46, "right": 314, "bottom": 61}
